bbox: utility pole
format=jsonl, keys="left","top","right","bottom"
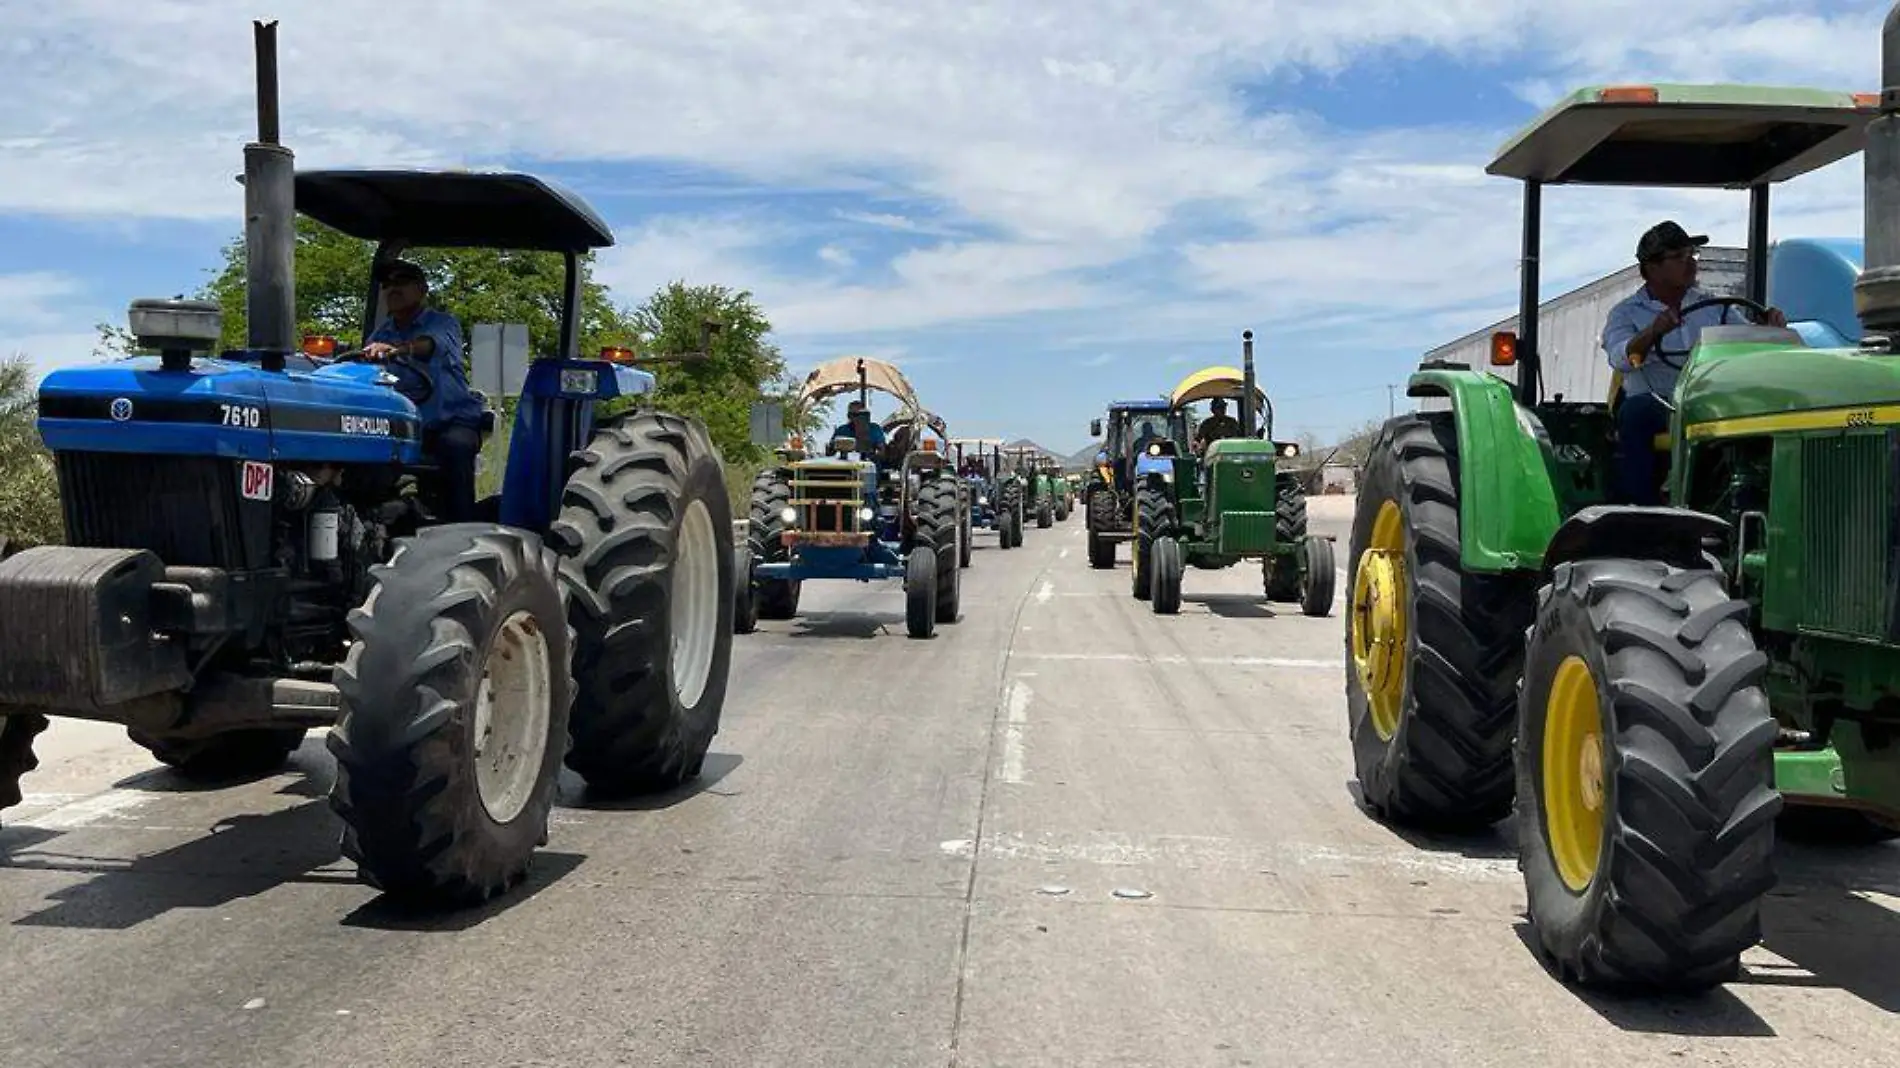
{"left": 1387, "top": 383, "right": 1395, "bottom": 418}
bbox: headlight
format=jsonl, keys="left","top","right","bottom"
{"left": 978, "top": 496, "right": 989, "bottom": 505}
{"left": 1280, "top": 443, "right": 1300, "bottom": 458}
{"left": 858, "top": 506, "right": 875, "bottom": 521}
{"left": 1147, "top": 443, "right": 1162, "bottom": 456}
{"left": 780, "top": 507, "right": 797, "bottom": 525}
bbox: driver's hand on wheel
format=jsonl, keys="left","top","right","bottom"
{"left": 362, "top": 341, "right": 400, "bottom": 363}
{"left": 1649, "top": 307, "right": 1680, "bottom": 336}
{"left": 1763, "top": 305, "right": 1788, "bottom": 327}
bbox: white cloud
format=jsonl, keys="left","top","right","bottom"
{"left": 5, "top": 0, "right": 1892, "bottom": 441}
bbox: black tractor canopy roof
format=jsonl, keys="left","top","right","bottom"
{"left": 294, "top": 169, "right": 615, "bottom": 251}
{"left": 1486, "top": 84, "right": 1875, "bottom": 188}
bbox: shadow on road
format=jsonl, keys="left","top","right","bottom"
{"left": 559, "top": 752, "right": 745, "bottom": 812}
{"left": 1510, "top": 922, "right": 1778, "bottom": 1038}
{"left": 1183, "top": 594, "right": 1274, "bottom": 620}
{"left": 339, "top": 851, "right": 585, "bottom": 933}
{"left": 1743, "top": 837, "right": 1900, "bottom": 1014}
{"left": 787, "top": 611, "right": 903, "bottom": 640}
{"left": 8, "top": 777, "right": 352, "bottom": 931}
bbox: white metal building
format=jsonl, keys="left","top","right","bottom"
{"left": 1420, "top": 246, "right": 1747, "bottom": 407}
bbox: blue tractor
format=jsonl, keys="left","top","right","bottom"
{"left": 741, "top": 356, "right": 964, "bottom": 637}
{"left": 950, "top": 437, "right": 1022, "bottom": 550}
{"left": 1083, "top": 399, "right": 1191, "bottom": 568}
{"left": 0, "top": 22, "right": 736, "bottom": 908}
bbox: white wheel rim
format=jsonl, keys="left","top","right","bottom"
{"left": 670, "top": 497, "right": 720, "bottom": 710}
{"left": 472, "top": 609, "right": 552, "bottom": 825}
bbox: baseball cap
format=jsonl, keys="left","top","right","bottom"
{"left": 1636, "top": 221, "right": 1709, "bottom": 262}
{"left": 377, "top": 259, "right": 428, "bottom": 285}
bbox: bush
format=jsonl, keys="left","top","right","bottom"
{"left": 0, "top": 356, "right": 62, "bottom": 549}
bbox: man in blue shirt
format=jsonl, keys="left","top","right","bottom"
{"left": 1601, "top": 221, "right": 1786, "bottom": 504}
{"left": 362, "top": 259, "right": 486, "bottom": 522}
{"left": 828, "top": 399, "right": 888, "bottom": 462}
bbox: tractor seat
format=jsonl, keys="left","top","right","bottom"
{"left": 1606, "top": 370, "right": 1673, "bottom": 453}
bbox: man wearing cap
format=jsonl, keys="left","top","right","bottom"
{"left": 1191, "top": 398, "right": 1242, "bottom": 454}
{"left": 828, "top": 399, "right": 888, "bottom": 463}
{"left": 362, "top": 259, "right": 486, "bottom": 522}
{"left": 1600, "top": 221, "right": 1787, "bottom": 504}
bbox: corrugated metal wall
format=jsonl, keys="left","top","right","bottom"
{"left": 1418, "top": 247, "right": 1746, "bottom": 407}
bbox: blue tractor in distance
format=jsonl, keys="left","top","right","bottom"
{"left": 1083, "top": 399, "right": 1191, "bottom": 569}
{"left": 0, "top": 21, "right": 736, "bottom": 909}
{"left": 741, "top": 356, "right": 963, "bottom": 638}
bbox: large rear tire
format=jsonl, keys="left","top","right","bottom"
{"left": 1346, "top": 412, "right": 1536, "bottom": 829}
{"left": 329, "top": 524, "right": 573, "bottom": 906}
{"left": 129, "top": 728, "right": 307, "bottom": 781}
{"left": 548, "top": 413, "right": 735, "bottom": 797}
{"left": 747, "top": 469, "right": 800, "bottom": 619}
{"left": 1516, "top": 559, "right": 1778, "bottom": 991}
{"left": 1086, "top": 490, "right": 1117, "bottom": 568}
{"left": 914, "top": 475, "right": 963, "bottom": 624}
{"left": 1131, "top": 483, "right": 1175, "bottom": 601}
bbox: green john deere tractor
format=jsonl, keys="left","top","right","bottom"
{"left": 1035, "top": 456, "right": 1072, "bottom": 521}
{"left": 1005, "top": 446, "right": 1056, "bottom": 530}
{"left": 1345, "top": 69, "right": 1900, "bottom": 991}
{"left": 1133, "top": 337, "right": 1335, "bottom": 616}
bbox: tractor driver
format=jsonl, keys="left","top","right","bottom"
{"left": 361, "top": 259, "right": 485, "bottom": 523}
{"left": 1601, "top": 221, "right": 1787, "bottom": 504}
{"left": 829, "top": 399, "right": 888, "bottom": 463}
{"left": 1192, "top": 398, "right": 1242, "bottom": 454}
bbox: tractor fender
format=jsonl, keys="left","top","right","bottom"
{"left": 1406, "top": 367, "right": 1563, "bottom": 573}
{"left": 1543, "top": 506, "right": 1729, "bottom": 575}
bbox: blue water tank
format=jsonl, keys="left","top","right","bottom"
{"left": 1767, "top": 237, "right": 1863, "bottom": 346}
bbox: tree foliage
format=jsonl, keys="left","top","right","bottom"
{"left": 0, "top": 355, "right": 63, "bottom": 549}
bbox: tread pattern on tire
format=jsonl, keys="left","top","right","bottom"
{"left": 747, "top": 469, "right": 799, "bottom": 619}
{"left": 1348, "top": 412, "right": 1534, "bottom": 828}
{"left": 1275, "top": 473, "right": 1308, "bottom": 545}
{"left": 328, "top": 524, "right": 574, "bottom": 905}
{"left": 1086, "top": 489, "right": 1118, "bottom": 568}
{"left": 913, "top": 475, "right": 961, "bottom": 618}
{"left": 1518, "top": 559, "right": 1779, "bottom": 990}
{"left": 1133, "top": 482, "right": 1175, "bottom": 600}
{"left": 547, "top": 412, "right": 734, "bottom": 796}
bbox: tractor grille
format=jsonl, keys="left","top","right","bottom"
{"left": 1217, "top": 511, "right": 1274, "bottom": 556}
{"left": 790, "top": 461, "right": 868, "bottom": 536}
{"left": 1798, "top": 432, "right": 1898, "bottom": 641}
{"left": 55, "top": 452, "right": 267, "bottom": 570}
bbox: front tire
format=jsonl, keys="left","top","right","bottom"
{"left": 1515, "top": 559, "right": 1778, "bottom": 991}
{"left": 1346, "top": 413, "right": 1536, "bottom": 829}
{"left": 914, "top": 475, "right": 963, "bottom": 624}
{"left": 747, "top": 469, "right": 800, "bottom": 619}
{"left": 1086, "top": 490, "right": 1117, "bottom": 568}
{"left": 329, "top": 524, "right": 573, "bottom": 906}
{"left": 1151, "top": 535, "right": 1183, "bottom": 614}
{"left": 1299, "top": 537, "right": 1336, "bottom": 618}
{"left": 129, "top": 728, "right": 307, "bottom": 781}
{"left": 905, "top": 549, "right": 938, "bottom": 638}
{"left": 548, "top": 413, "right": 735, "bottom": 797}
{"left": 1131, "top": 483, "right": 1175, "bottom": 601}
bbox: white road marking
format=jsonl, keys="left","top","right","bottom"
{"left": 1012, "top": 652, "right": 1340, "bottom": 670}
{"left": 1035, "top": 581, "right": 1054, "bottom": 604}
{"left": 999, "top": 679, "right": 1032, "bottom": 784}
{"left": 13, "top": 788, "right": 155, "bottom": 830}
{"left": 940, "top": 838, "right": 975, "bottom": 857}
{"left": 969, "top": 830, "right": 1519, "bottom": 881}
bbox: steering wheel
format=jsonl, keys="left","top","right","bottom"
{"left": 1679, "top": 295, "right": 1772, "bottom": 321}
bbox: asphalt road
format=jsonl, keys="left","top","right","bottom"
{"left": 3, "top": 495, "right": 1898, "bottom": 1067}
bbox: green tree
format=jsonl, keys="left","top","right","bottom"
{"left": 0, "top": 355, "right": 63, "bottom": 550}
{"left": 627, "top": 281, "right": 822, "bottom": 463}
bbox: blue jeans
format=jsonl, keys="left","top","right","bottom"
{"left": 1615, "top": 392, "right": 1671, "bottom": 506}
{"left": 427, "top": 422, "right": 482, "bottom": 524}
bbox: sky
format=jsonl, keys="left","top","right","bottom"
{"left": 0, "top": 0, "right": 1886, "bottom": 455}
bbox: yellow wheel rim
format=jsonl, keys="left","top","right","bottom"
{"left": 1543, "top": 655, "right": 1607, "bottom": 893}
{"left": 1350, "top": 500, "right": 1408, "bottom": 740}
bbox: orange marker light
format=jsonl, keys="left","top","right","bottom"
{"left": 302, "top": 335, "right": 338, "bottom": 357}
{"left": 1490, "top": 331, "right": 1518, "bottom": 367}
{"left": 600, "top": 346, "right": 637, "bottom": 364}
{"left": 1597, "top": 85, "right": 1659, "bottom": 104}
{"left": 1855, "top": 92, "right": 1881, "bottom": 109}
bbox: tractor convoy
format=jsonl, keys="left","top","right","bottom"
{"left": 5, "top": 7, "right": 1895, "bottom": 1013}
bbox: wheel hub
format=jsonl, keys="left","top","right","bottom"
{"left": 1543, "top": 655, "right": 1607, "bottom": 893}
{"left": 473, "top": 610, "right": 553, "bottom": 825}
{"left": 1350, "top": 500, "right": 1408, "bottom": 740}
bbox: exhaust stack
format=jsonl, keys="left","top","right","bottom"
{"left": 244, "top": 20, "right": 296, "bottom": 371}
{"left": 1855, "top": 3, "right": 1900, "bottom": 336}
{"left": 1239, "top": 330, "right": 1258, "bottom": 438}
